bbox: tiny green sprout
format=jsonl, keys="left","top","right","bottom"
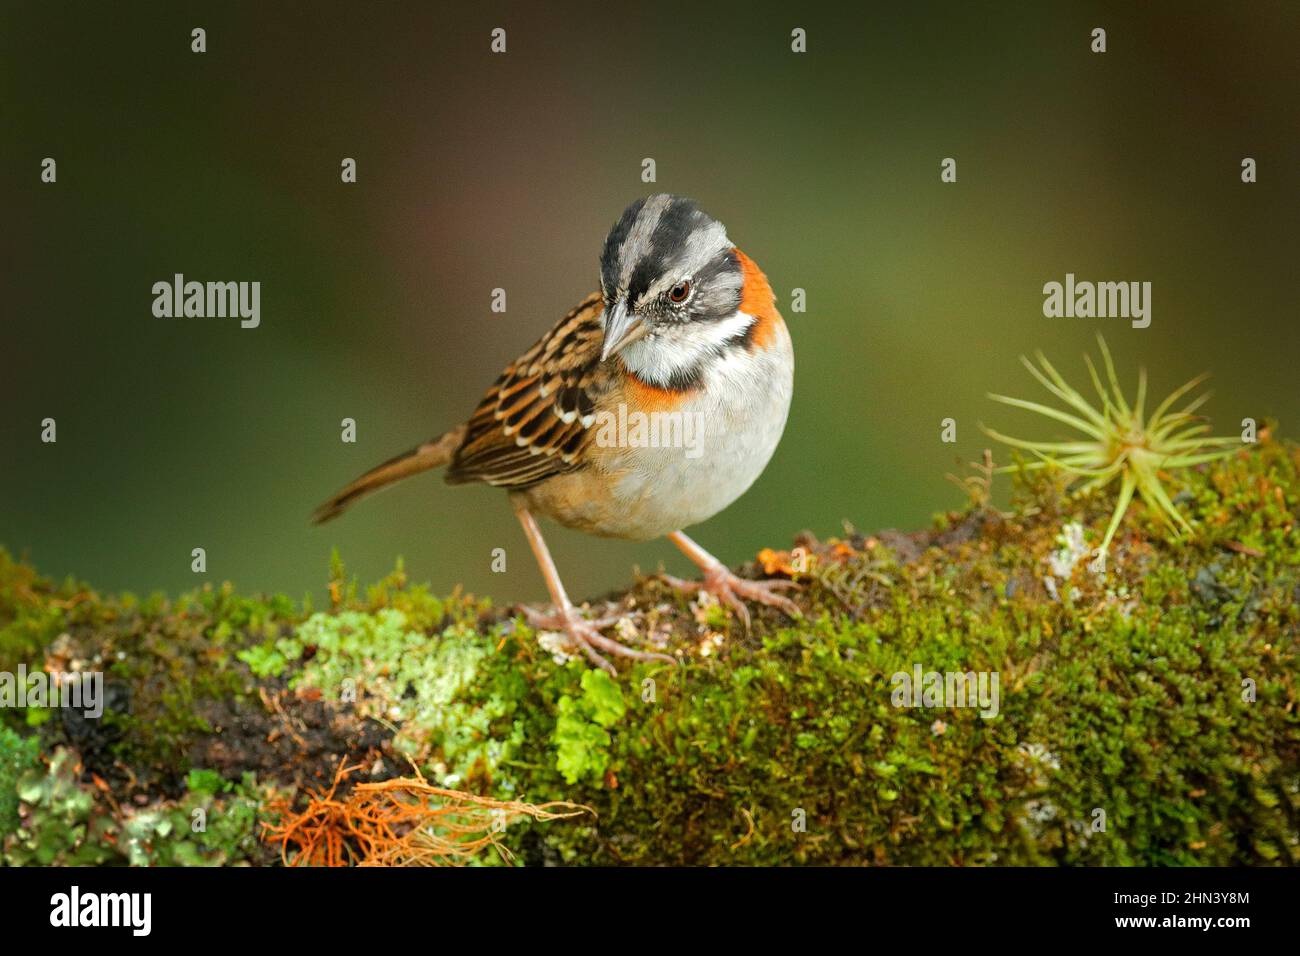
{"left": 982, "top": 335, "right": 1239, "bottom": 554}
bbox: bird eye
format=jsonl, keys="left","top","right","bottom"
{"left": 668, "top": 281, "right": 691, "bottom": 304}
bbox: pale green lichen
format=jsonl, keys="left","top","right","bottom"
{"left": 1, "top": 435, "right": 1297, "bottom": 866}
{"left": 2, "top": 747, "right": 263, "bottom": 866}
{"left": 282, "top": 609, "right": 523, "bottom": 791}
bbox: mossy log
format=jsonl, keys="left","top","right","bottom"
{"left": 2, "top": 440, "right": 1298, "bottom": 866}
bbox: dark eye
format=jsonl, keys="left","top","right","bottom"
{"left": 668, "top": 281, "right": 691, "bottom": 304}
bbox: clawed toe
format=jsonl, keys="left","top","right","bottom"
{"left": 522, "top": 605, "right": 676, "bottom": 674}
{"left": 662, "top": 566, "right": 802, "bottom": 631}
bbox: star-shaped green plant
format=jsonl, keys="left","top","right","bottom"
{"left": 982, "top": 336, "right": 1240, "bottom": 554}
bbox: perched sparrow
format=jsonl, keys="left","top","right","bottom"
{"left": 313, "top": 194, "right": 797, "bottom": 672}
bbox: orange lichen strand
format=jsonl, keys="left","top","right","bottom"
{"left": 261, "top": 760, "right": 593, "bottom": 867}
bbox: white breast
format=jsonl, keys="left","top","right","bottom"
{"left": 594, "top": 316, "right": 794, "bottom": 539}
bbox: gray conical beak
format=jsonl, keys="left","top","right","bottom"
{"left": 600, "top": 300, "right": 646, "bottom": 361}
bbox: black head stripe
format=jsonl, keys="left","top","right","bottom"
{"left": 630, "top": 197, "right": 705, "bottom": 307}
{"left": 600, "top": 197, "right": 647, "bottom": 298}
{"left": 626, "top": 250, "right": 662, "bottom": 308}
{"left": 600, "top": 194, "right": 713, "bottom": 307}
{"left": 649, "top": 197, "right": 703, "bottom": 257}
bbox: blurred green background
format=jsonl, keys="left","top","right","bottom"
{"left": 3, "top": 2, "right": 1297, "bottom": 608}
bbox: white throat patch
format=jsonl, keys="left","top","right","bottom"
{"left": 617, "top": 311, "right": 755, "bottom": 388}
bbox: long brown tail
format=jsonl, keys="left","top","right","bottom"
{"left": 311, "top": 425, "right": 467, "bottom": 524}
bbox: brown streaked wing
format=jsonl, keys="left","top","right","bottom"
{"left": 445, "top": 292, "right": 610, "bottom": 488}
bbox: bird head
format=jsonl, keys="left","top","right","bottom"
{"left": 597, "top": 194, "right": 755, "bottom": 388}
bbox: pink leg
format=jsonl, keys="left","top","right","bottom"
{"left": 662, "top": 530, "right": 801, "bottom": 631}
{"left": 513, "top": 499, "right": 675, "bottom": 673}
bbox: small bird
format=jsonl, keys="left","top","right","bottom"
{"left": 313, "top": 194, "right": 798, "bottom": 672}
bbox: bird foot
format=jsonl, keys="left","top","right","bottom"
{"left": 662, "top": 565, "right": 802, "bottom": 631}
{"left": 521, "top": 604, "right": 676, "bottom": 674}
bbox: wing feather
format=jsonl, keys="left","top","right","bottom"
{"left": 445, "top": 292, "right": 609, "bottom": 488}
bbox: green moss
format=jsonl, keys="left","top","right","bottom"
{"left": 553, "top": 670, "right": 626, "bottom": 784}
{"left": 1, "top": 440, "right": 1297, "bottom": 866}
{"left": 4, "top": 748, "right": 118, "bottom": 865}
{"left": 115, "top": 771, "right": 263, "bottom": 867}
{"left": 0, "top": 549, "right": 75, "bottom": 689}
{"left": 0, "top": 726, "right": 41, "bottom": 838}
{"left": 2, "top": 747, "right": 266, "bottom": 866}
{"left": 284, "top": 607, "right": 525, "bottom": 790}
